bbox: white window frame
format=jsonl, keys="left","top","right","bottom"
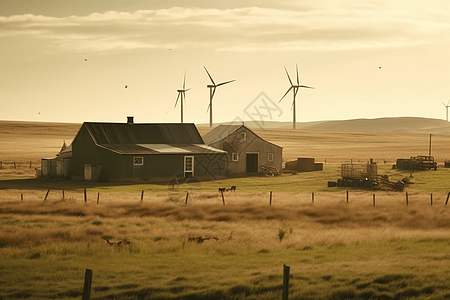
{"left": 268, "top": 153, "right": 274, "bottom": 162}
{"left": 232, "top": 153, "right": 239, "bottom": 162}
{"left": 184, "top": 156, "right": 194, "bottom": 177}
{"left": 133, "top": 157, "right": 144, "bottom": 166}
{"left": 240, "top": 132, "right": 246, "bottom": 141}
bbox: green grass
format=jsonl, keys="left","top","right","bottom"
{"left": 2, "top": 238, "right": 450, "bottom": 299}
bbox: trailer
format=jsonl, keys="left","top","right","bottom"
{"left": 336, "top": 162, "right": 405, "bottom": 191}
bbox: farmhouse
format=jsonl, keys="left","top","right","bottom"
{"left": 70, "top": 118, "right": 227, "bottom": 182}
{"left": 202, "top": 124, "right": 282, "bottom": 175}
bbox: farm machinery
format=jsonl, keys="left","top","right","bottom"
{"left": 335, "top": 162, "right": 406, "bottom": 191}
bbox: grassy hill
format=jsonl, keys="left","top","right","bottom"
{"left": 198, "top": 116, "right": 450, "bottom": 135}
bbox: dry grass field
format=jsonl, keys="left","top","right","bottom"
{"left": 2, "top": 120, "right": 450, "bottom": 299}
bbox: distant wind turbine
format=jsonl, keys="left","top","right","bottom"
{"left": 204, "top": 66, "right": 235, "bottom": 127}
{"left": 442, "top": 100, "right": 450, "bottom": 122}
{"left": 278, "top": 64, "right": 314, "bottom": 129}
{"left": 174, "top": 71, "right": 190, "bottom": 123}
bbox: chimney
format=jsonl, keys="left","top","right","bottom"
{"left": 127, "top": 116, "right": 134, "bottom": 124}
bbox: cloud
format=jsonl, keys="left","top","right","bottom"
{"left": 1, "top": 4, "right": 449, "bottom": 52}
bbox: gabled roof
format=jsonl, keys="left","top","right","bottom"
{"left": 202, "top": 124, "right": 282, "bottom": 149}
{"left": 202, "top": 125, "right": 243, "bottom": 144}
{"left": 84, "top": 123, "right": 204, "bottom": 145}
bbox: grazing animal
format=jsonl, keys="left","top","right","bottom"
{"left": 218, "top": 188, "right": 226, "bottom": 193}
{"left": 226, "top": 186, "right": 236, "bottom": 192}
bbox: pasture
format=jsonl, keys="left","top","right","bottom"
{"left": 2, "top": 121, "right": 450, "bottom": 299}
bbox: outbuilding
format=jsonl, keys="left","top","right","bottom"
{"left": 71, "top": 118, "right": 227, "bottom": 182}
{"left": 202, "top": 124, "right": 282, "bottom": 175}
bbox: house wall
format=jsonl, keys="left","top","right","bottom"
{"left": 209, "top": 127, "right": 282, "bottom": 175}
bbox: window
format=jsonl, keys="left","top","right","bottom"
{"left": 240, "top": 132, "right": 246, "bottom": 141}
{"left": 268, "top": 153, "right": 273, "bottom": 162}
{"left": 184, "top": 156, "right": 194, "bottom": 172}
{"left": 133, "top": 157, "right": 143, "bottom": 165}
{"left": 232, "top": 153, "right": 238, "bottom": 161}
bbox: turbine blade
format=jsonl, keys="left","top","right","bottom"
{"left": 174, "top": 93, "right": 180, "bottom": 108}
{"left": 217, "top": 79, "right": 236, "bottom": 87}
{"left": 443, "top": 101, "right": 447, "bottom": 106}
{"left": 204, "top": 66, "right": 216, "bottom": 85}
{"left": 284, "top": 66, "right": 293, "bottom": 86}
{"left": 206, "top": 103, "right": 211, "bottom": 112}
{"left": 185, "top": 88, "right": 191, "bottom": 92}
{"left": 279, "top": 87, "right": 293, "bottom": 103}
{"left": 299, "top": 85, "right": 315, "bottom": 89}
{"left": 447, "top": 99, "right": 450, "bottom": 106}
{"left": 296, "top": 64, "right": 299, "bottom": 86}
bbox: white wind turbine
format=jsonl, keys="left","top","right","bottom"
{"left": 174, "top": 71, "right": 190, "bottom": 123}
{"left": 278, "top": 64, "right": 314, "bottom": 129}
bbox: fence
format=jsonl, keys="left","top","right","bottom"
{"left": 4, "top": 188, "right": 450, "bottom": 208}
{"left": 0, "top": 161, "right": 40, "bottom": 170}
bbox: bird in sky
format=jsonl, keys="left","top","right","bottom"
{"left": 125, "top": 85, "right": 128, "bottom": 88}
{"left": 84, "top": 58, "right": 87, "bottom": 61}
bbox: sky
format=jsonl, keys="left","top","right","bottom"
{"left": 1, "top": 0, "right": 449, "bottom": 126}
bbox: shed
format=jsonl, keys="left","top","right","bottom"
{"left": 40, "top": 143, "right": 72, "bottom": 178}
{"left": 202, "top": 124, "right": 282, "bottom": 175}
{"left": 71, "top": 119, "right": 227, "bottom": 182}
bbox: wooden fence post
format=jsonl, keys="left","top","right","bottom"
{"left": 62, "top": 190, "right": 65, "bottom": 199}
{"left": 221, "top": 190, "right": 225, "bottom": 205}
{"left": 406, "top": 192, "right": 409, "bottom": 206}
{"left": 21, "top": 194, "right": 23, "bottom": 202}
{"left": 312, "top": 192, "right": 315, "bottom": 204}
{"left": 0, "top": 161, "right": 2, "bottom": 169}
{"left": 372, "top": 194, "right": 375, "bottom": 207}
{"left": 141, "top": 190, "right": 144, "bottom": 202}
{"left": 82, "top": 269, "right": 93, "bottom": 300}
{"left": 97, "top": 193, "right": 100, "bottom": 204}
{"left": 185, "top": 192, "right": 189, "bottom": 205}
{"left": 346, "top": 191, "right": 349, "bottom": 203}
{"left": 44, "top": 189, "right": 50, "bottom": 201}
{"left": 14, "top": 161, "right": 16, "bottom": 169}
{"left": 445, "top": 192, "right": 450, "bottom": 205}
{"left": 84, "top": 188, "right": 87, "bottom": 203}
{"left": 282, "top": 264, "right": 290, "bottom": 300}
{"left": 431, "top": 193, "right": 433, "bottom": 206}
{"left": 270, "top": 191, "right": 273, "bottom": 206}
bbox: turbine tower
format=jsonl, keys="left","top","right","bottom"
{"left": 279, "top": 64, "right": 314, "bottom": 129}
{"left": 204, "top": 66, "right": 235, "bottom": 127}
{"left": 174, "top": 71, "right": 190, "bottom": 123}
{"left": 442, "top": 100, "right": 450, "bottom": 122}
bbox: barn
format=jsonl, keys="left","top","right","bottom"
{"left": 202, "top": 124, "right": 282, "bottom": 175}
{"left": 71, "top": 118, "right": 227, "bottom": 182}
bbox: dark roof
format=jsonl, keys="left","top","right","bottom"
{"left": 84, "top": 123, "right": 204, "bottom": 145}
{"left": 202, "top": 124, "right": 282, "bottom": 149}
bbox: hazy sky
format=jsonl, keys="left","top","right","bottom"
{"left": 1, "top": 0, "right": 449, "bottom": 125}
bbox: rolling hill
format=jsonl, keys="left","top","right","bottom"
{"left": 198, "top": 117, "right": 450, "bottom": 135}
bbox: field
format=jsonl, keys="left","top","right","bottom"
{"left": 2, "top": 121, "right": 450, "bottom": 300}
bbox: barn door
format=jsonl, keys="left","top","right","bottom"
{"left": 246, "top": 153, "right": 259, "bottom": 173}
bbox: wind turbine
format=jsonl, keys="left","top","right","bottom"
{"left": 442, "top": 100, "right": 450, "bottom": 122}
{"left": 174, "top": 71, "right": 190, "bottom": 123}
{"left": 278, "top": 64, "right": 314, "bottom": 129}
{"left": 204, "top": 66, "right": 235, "bottom": 127}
